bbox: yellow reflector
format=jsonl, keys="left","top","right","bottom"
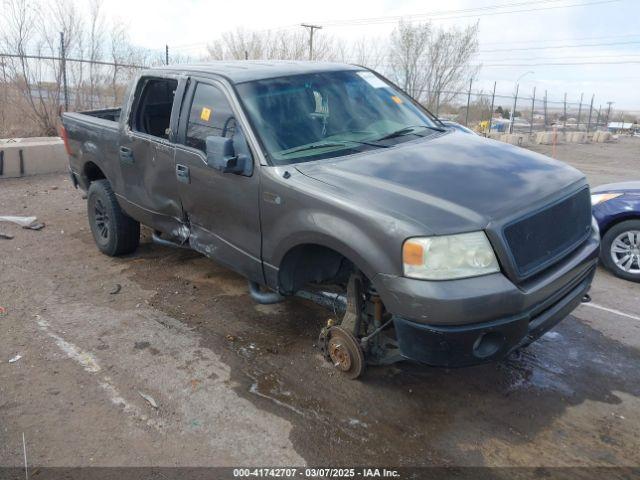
{"left": 403, "top": 241, "right": 424, "bottom": 266}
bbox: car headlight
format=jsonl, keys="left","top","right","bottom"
{"left": 402, "top": 231, "right": 500, "bottom": 280}
{"left": 591, "top": 193, "right": 622, "bottom": 206}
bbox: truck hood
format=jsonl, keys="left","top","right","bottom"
{"left": 295, "top": 131, "right": 586, "bottom": 234}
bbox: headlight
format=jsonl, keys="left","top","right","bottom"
{"left": 403, "top": 231, "right": 500, "bottom": 280}
{"left": 591, "top": 193, "right": 622, "bottom": 206}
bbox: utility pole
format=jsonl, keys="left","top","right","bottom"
{"left": 165, "top": 45, "right": 169, "bottom": 65}
{"left": 586, "top": 94, "right": 594, "bottom": 134}
{"left": 529, "top": 86, "right": 536, "bottom": 136}
{"left": 577, "top": 92, "right": 583, "bottom": 130}
{"left": 605, "top": 101, "right": 614, "bottom": 127}
{"left": 509, "top": 82, "right": 519, "bottom": 134}
{"left": 301, "top": 24, "right": 322, "bottom": 60}
{"left": 60, "top": 31, "right": 69, "bottom": 111}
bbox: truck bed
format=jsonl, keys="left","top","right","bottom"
{"left": 63, "top": 107, "right": 121, "bottom": 134}
{"left": 62, "top": 108, "right": 122, "bottom": 190}
{"left": 80, "top": 107, "right": 122, "bottom": 122}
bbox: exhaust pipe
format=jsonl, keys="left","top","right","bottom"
{"left": 248, "top": 281, "right": 285, "bottom": 304}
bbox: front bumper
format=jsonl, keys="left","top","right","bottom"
{"left": 393, "top": 263, "right": 595, "bottom": 366}
{"left": 374, "top": 228, "right": 600, "bottom": 367}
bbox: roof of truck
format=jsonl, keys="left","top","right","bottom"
{"left": 156, "top": 60, "right": 364, "bottom": 83}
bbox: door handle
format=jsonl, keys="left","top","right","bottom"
{"left": 119, "top": 146, "right": 134, "bottom": 164}
{"left": 176, "top": 164, "right": 190, "bottom": 184}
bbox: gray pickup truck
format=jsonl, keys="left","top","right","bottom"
{"left": 61, "top": 61, "right": 599, "bottom": 378}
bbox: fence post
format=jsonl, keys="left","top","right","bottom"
{"left": 586, "top": 94, "right": 594, "bottom": 135}
{"left": 60, "top": 31, "right": 69, "bottom": 111}
{"left": 596, "top": 105, "right": 601, "bottom": 130}
{"left": 563, "top": 93, "right": 567, "bottom": 129}
{"left": 465, "top": 78, "right": 472, "bottom": 126}
{"left": 543, "top": 90, "right": 548, "bottom": 131}
{"left": 509, "top": 83, "right": 519, "bottom": 134}
{"left": 435, "top": 90, "right": 440, "bottom": 117}
{"left": 577, "top": 92, "right": 583, "bottom": 130}
{"left": 165, "top": 45, "right": 169, "bottom": 65}
{"left": 488, "top": 81, "right": 496, "bottom": 134}
{"left": 529, "top": 86, "right": 536, "bottom": 136}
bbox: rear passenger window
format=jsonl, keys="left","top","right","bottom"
{"left": 185, "top": 83, "right": 236, "bottom": 152}
{"left": 131, "top": 78, "right": 177, "bottom": 139}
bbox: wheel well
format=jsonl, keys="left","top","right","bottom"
{"left": 83, "top": 161, "right": 106, "bottom": 184}
{"left": 278, "top": 244, "right": 354, "bottom": 294}
{"left": 601, "top": 215, "right": 640, "bottom": 237}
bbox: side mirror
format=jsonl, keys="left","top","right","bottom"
{"left": 205, "top": 136, "right": 246, "bottom": 174}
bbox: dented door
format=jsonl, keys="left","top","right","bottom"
{"left": 174, "top": 78, "right": 263, "bottom": 282}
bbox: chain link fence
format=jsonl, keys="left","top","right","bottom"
{"left": 0, "top": 51, "right": 628, "bottom": 138}
{"left": 433, "top": 85, "right": 618, "bottom": 136}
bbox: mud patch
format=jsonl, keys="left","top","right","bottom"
{"left": 123, "top": 243, "right": 640, "bottom": 466}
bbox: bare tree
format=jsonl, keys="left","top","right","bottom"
{"left": 348, "top": 37, "right": 386, "bottom": 70}
{"left": 205, "top": 27, "right": 341, "bottom": 62}
{"left": 87, "top": 0, "right": 105, "bottom": 108}
{"left": 388, "top": 20, "right": 479, "bottom": 107}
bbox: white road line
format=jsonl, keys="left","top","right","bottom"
{"left": 580, "top": 302, "right": 640, "bottom": 322}
{"left": 35, "top": 314, "right": 162, "bottom": 429}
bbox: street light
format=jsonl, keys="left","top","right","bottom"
{"left": 510, "top": 70, "right": 534, "bottom": 133}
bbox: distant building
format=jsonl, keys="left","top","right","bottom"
{"left": 608, "top": 122, "right": 634, "bottom": 133}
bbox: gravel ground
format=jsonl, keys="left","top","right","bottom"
{"left": 0, "top": 137, "right": 639, "bottom": 472}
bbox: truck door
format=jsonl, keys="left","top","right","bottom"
{"left": 174, "top": 78, "right": 263, "bottom": 282}
{"left": 117, "top": 76, "right": 186, "bottom": 237}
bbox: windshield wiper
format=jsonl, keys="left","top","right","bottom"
{"left": 280, "top": 139, "right": 388, "bottom": 156}
{"left": 375, "top": 124, "right": 445, "bottom": 141}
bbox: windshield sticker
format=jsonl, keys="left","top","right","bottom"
{"left": 356, "top": 71, "right": 387, "bottom": 89}
{"left": 200, "top": 107, "right": 212, "bottom": 122}
{"left": 391, "top": 95, "right": 403, "bottom": 104}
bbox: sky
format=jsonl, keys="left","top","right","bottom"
{"left": 98, "top": 0, "right": 640, "bottom": 112}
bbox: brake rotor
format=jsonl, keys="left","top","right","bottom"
{"left": 326, "top": 326, "right": 365, "bottom": 379}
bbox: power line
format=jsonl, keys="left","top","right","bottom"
{"left": 318, "top": 0, "right": 566, "bottom": 24}
{"left": 316, "top": 0, "right": 620, "bottom": 27}
{"left": 480, "top": 32, "right": 640, "bottom": 46}
{"left": 476, "top": 53, "right": 640, "bottom": 62}
{"left": 480, "top": 39, "right": 640, "bottom": 53}
{"left": 477, "top": 60, "right": 640, "bottom": 66}
{"left": 358, "top": 59, "right": 640, "bottom": 68}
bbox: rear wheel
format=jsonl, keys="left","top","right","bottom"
{"left": 600, "top": 219, "right": 640, "bottom": 283}
{"left": 87, "top": 179, "right": 140, "bottom": 256}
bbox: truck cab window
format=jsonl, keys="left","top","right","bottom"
{"left": 185, "top": 83, "right": 236, "bottom": 152}
{"left": 131, "top": 78, "right": 177, "bottom": 140}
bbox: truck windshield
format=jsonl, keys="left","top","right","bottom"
{"left": 235, "top": 70, "right": 441, "bottom": 165}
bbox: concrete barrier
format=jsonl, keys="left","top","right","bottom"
{"left": 499, "top": 133, "right": 529, "bottom": 146}
{"left": 567, "top": 132, "right": 587, "bottom": 143}
{"left": 0, "top": 137, "right": 68, "bottom": 178}
{"left": 535, "top": 132, "right": 555, "bottom": 145}
{"left": 592, "top": 130, "right": 613, "bottom": 143}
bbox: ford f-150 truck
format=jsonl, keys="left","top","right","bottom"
{"left": 61, "top": 61, "right": 600, "bottom": 378}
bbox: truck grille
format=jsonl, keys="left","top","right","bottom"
{"left": 503, "top": 188, "right": 592, "bottom": 278}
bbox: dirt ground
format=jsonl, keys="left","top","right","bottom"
{"left": 1, "top": 137, "right": 639, "bottom": 471}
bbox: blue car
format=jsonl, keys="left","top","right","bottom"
{"left": 592, "top": 182, "right": 640, "bottom": 282}
{"left": 440, "top": 120, "right": 478, "bottom": 135}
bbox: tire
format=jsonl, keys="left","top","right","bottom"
{"left": 600, "top": 219, "right": 640, "bottom": 283}
{"left": 87, "top": 179, "right": 140, "bottom": 256}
